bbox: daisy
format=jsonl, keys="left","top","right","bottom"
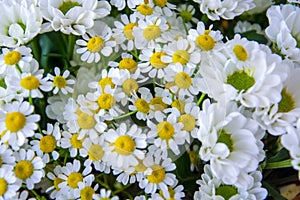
{"left": 177, "top": 4, "right": 199, "bottom": 24}
{"left": 150, "top": 0, "right": 176, "bottom": 17}
{"left": 13, "top": 149, "right": 45, "bottom": 190}
{"left": 0, "top": 0, "right": 42, "bottom": 47}
{"left": 0, "top": 167, "right": 20, "bottom": 200}
{"left": 45, "top": 165, "right": 67, "bottom": 200}
{"left": 234, "top": 21, "right": 263, "bottom": 35}
{"left": 47, "top": 67, "right": 75, "bottom": 95}
{"left": 45, "top": 92, "right": 69, "bottom": 124}
{"left": 0, "top": 100, "right": 40, "bottom": 150}
{"left": 109, "top": 53, "right": 138, "bottom": 73}
{"left": 110, "top": 0, "right": 139, "bottom": 10}
{"left": 129, "top": 87, "right": 153, "bottom": 121}
{"left": 104, "top": 123, "right": 147, "bottom": 169}
{"left": 0, "top": 144, "right": 15, "bottom": 168}
{"left": 74, "top": 173, "right": 98, "bottom": 200}
{"left": 88, "top": 68, "right": 118, "bottom": 93}
{"left": 60, "top": 129, "right": 85, "bottom": 158}
{"left": 151, "top": 180, "right": 185, "bottom": 200}
{"left": 94, "top": 188, "right": 119, "bottom": 200}
{"left": 76, "top": 21, "right": 116, "bottom": 63}
{"left": 30, "top": 123, "right": 61, "bottom": 163}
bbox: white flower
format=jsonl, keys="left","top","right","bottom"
{"left": 177, "top": 4, "right": 199, "bottom": 24}
{"left": 247, "top": 0, "right": 274, "bottom": 14}
{"left": 94, "top": 188, "right": 119, "bottom": 200}
{"left": 110, "top": 0, "right": 139, "bottom": 10}
{"left": 234, "top": 21, "right": 263, "bottom": 35}
{"left": 0, "top": 101, "right": 40, "bottom": 150}
{"left": 76, "top": 21, "right": 116, "bottom": 63}
{"left": 48, "top": 67, "right": 75, "bottom": 95}
{"left": 151, "top": 179, "right": 185, "bottom": 200}
{"left": 60, "top": 129, "right": 85, "bottom": 158}
{"left": 0, "top": 144, "right": 15, "bottom": 168}
{"left": 46, "top": 93, "right": 69, "bottom": 123}
{"left": 13, "top": 149, "right": 45, "bottom": 190}
{"left": 0, "top": 0, "right": 42, "bottom": 47}
{"left": 76, "top": 175, "right": 99, "bottom": 200}
{"left": 45, "top": 165, "right": 67, "bottom": 200}
{"left": 0, "top": 167, "right": 20, "bottom": 200}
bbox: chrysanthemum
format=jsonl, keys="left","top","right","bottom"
{"left": 0, "top": 167, "right": 20, "bottom": 200}
{"left": 0, "top": 101, "right": 40, "bottom": 149}
{"left": 47, "top": 67, "right": 75, "bottom": 95}
{"left": 150, "top": 0, "right": 176, "bottom": 17}
{"left": 73, "top": 173, "right": 98, "bottom": 200}
{"left": 45, "top": 93, "right": 69, "bottom": 124}
{"left": 110, "top": 0, "right": 140, "bottom": 10}
{"left": 13, "top": 149, "right": 45, "bottom": 190}
{"left": 76, "top": 21, "right": 116, "bottom": 63}
{"left": 45, "top": 165, "right": 67, "bottom": 199}
{"left": 151, "top": 179, "right": 185, "bottom": 200}
{"left": 60, "top": 129, "right": 85, "bottom": 158}
{"left": 109, "top": 53, "right": 138, "bottom": 74}
{"left": 129, "top": 88, "right": 152, "bottom": 121}
{"left": 234, "top": 21, "right": 263, "bottom": 35}
{"left": 39, "top": 0, "right": 111, "bottom": 35}
{"left": 177, "top": 4, "right": 199, "bottom": 24}
{"left": 94, "top": 188, "right": 119, "bottom": 200}
{"left": 104, "top": 123, "right": 147, "bottom": 169}
{"left": 0, "top": 0, "right": 42, "bottom": 47}
{"left": 0, "top": 144, "right": 15, "bottom": 168}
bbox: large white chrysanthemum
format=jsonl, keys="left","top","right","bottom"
{"left": 0, "top": 0, "right": 42, "bottom": 47}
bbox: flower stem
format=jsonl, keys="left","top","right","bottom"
{"left": 264, "top": 159, "right": 292, "bottom": 169}
{"left": 197, "top": 93, "right": 206, "bottom": 106}
{"left": 68, "top": 34, "right": 76, "bottom": 61}
{"left": 113, "top": 110, "right": 137, "bottom": 120}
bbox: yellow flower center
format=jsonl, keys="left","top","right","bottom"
{"left": 40, "top": 135, "right": 56, "bottom": 153}
{"left": 70, "top": 133, "right": 83, "bottom": 149}
{"left": 122, "top": 78, "right": 139, "bottom": 96}
{"left": 15, "top": 160, "right": 34, "bottom": 180}
{"left": 5, "top": 112, "right": 26, "bottom": 132}
{"left": 114, "top": 135, "right": 136, "bottom": 156}
{"left": 135, "top": 98, "right": 150, "bottom": 114}
{"left": 88, "top": 144, "right": 104, "bottom": 161}
{"left": 67, "top": 172, "right": 83, "bottom": 188}
{"left": 233, "top": 45, "right": 248, "bottom": 61}
{"left": 153, "top": 0, "right": 167, "bottom": 7}
{"left": 59, "top": 1, "right": 81, "bottom": 15}
{"left": 172, "top": 50, "right": 190, "bottom": 65}
{"left": 133, "top": 160, "right": 147, "bottom": 173}
{"left": 137, "top": 4, "right": 153, "bottom": 16}
{"left": 54, "top": 177, "right": 64, "bottom": 191}
{"left": 76, "top": 109, "right": 96, "bottom": 130}
{"left": 171, "top": 99, "right": 186, "bottom": 114}
{"left": 278, "top": 88, "right": 295, "bottom": 113}
{"left": 178, "top": 114, "right": 196, "bottom": 131}
{"left": 143, "top": 25, "right": 161, "bottom": 41}
{"left": 98, "top": 94, "right": 115, "bottom": 110}
{"left": 147, "top": 165, "right": 165, "bottom": 184}
{"left": 53, "top": 76, "right": 67, "bottom": 88}
{"left": 159, "top": 186, "right": 176, "bottom": 200}
{"left": 188, "top": 151, "right": 197, "bottom": 164}
{"left": 124, "top": 23, "right": 137, "bottom": 40}
{"left": 98, "top": 77, "right": 115, "bottom": 92}
{"left": 0, "top": 178, "right": 7, "bottom": 196}
{"left": 119, "top": 58, "right": 137, "bottom": 73}
{"left": 157, "top": 121, "right": 174, "bottom": 140}
{"left": 196, "top": 34, "right": 215, "bottom": 51}
{"left": 20, "top": 75, "right": 40, "bottom": 90}
{"left": 150, "top": 52, "right": 168, "bottom": 69}
{"left": 150, "top": 97, "right": 168, "bottom": 111}
{"left": 4, "top": 51, "right": 21, "bottom": 65}
{"left": 80, "top": 186, "right": 95, "bottom": 200}
{"left": 87, "top": 36, "right": 105, "bottom": 53}
{"left": 174, "top": 72, "right": 192, "bottom": 89}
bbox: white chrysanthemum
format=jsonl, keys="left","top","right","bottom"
{"left": 0, "top": 144, "right": 15, "bottom": 168}
{"left": 39, "top": 0, "right": 111, "bottom": 35}
{"left": 151, "top": 179, "right": 185, "bottom": 200}
{"left": 247, "top": 0, "right": 274, "bottom": 14}
{"left": 45, "top": 165, "right": 67, "bottom": 200}
{"left": 6, "top": 59, "right": 52, "bottom": 98}
{"left": 30, "top": 123, "right": 61, "bottom": 163}
{"left": 47, "top": 67, "right": 75, "bottom": 95}
{"left": 193, "top": 0, "right": 255, "bottom": 20}
{"left": 45, "top": 92, "right": 69, "bottom": 123}
{"left": 0, "top": 0, "right": 42, "bottom": 47}
{"left": 73, "top": 173, "right": 98, "bottom": 200}
{"left": 109, "top": 53, "right": 138, "bottom": 73}
{"left": 60, "top": 129, "right": 85, "bottom": 158}
{"left": 129, "top": 88, "right": 153, "bottom": 121}
{"left": 104, "top": 123, "right": 147, "bottom": 169}
{"left": 110, "top": 0, "right": 139, "bottom": 10}
{"left": 0, "top": 101, "right": 40, "bottom": 150}
{"left": 150, "top": 0, "right": 176, "bottom": 17}
{"left": 198, "top": 100, "right": 262, "bottom": 186}
{"left": 72, "top": 67, "right": 98, "bottom": 98}
{"left": 177, "top": 4, "right": 199, "bottom": 24}
{"left": 94, "top": 188, "right": 119, "bottom": 200}
{"left": 0, "top": 167, "right": 20, "bottom": 200}
{"left": 13, "top": 149, "right": 45, "bottom": 190}
{"left": 234, "top": 21, "right": 263, "bottom": 35}
{"left": 265, "top": 4, "right": 300, "bottom": 63}
{"left": 11, "top": 190, "right": 36, "bottom": 200}
{"left": 76, "top": 21, "right": 116, "bottom": 63}
{"left": 0, "top": 46, "right": 32, "bottom": 77}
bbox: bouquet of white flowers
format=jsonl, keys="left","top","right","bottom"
{"left": 0, "top": 0, "right": 299, "bottom": 199}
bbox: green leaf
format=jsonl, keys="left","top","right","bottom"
{"left": 240, "top": 30, "right": 268, "bottom": 44}
{"left": 263, "top": 181, "right": 287, "bottom": 200}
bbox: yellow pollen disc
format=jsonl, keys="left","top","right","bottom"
{"left": 98, "top": 77, "right": 115, "bottom": 92}
{"left": 53, "top": 76, "right": 67, "bottom": 88}
{"left": 174, "top": 72, "right": 192, "bottom": 89}
{"left": 98, "top": 94, "right": 115, "bottom": 110}
{"left": 20, "top": 75, "right": 40, "bottom": 90}
{"left": 143, "top": 25, "right": 161, "bottom": 41}
{"left": 178, "top": 114, "right": 196, "bottom": 131}
{"left": 0, "top": 178, "right": 7, "bottom": 196}
{"left": 88, "top": 144, "right": 104, "bottom": 161}
{"left": 196, "top": 34, "right": 215, "bottom": 51}
{"left": 87, "top": 36, "right": 105, "bottom": 53}
{"left": 157, "top": 121, "right": 174, "bottom": 140}
{"left": 67, "top": 172, "right": 83, "bottom": 188}
{"left": 135, "top": 98, "right": 150, "bottom": 114}
{"left": 150, "top": 97, "right": 168, "bottom": 111}
{"left": 70, "top": 133, "right": 83, "bottom": 149}
{"left": 150, "top": 52, "right": 168, "bottom": 69}
{"left": 114, "top": 135, "right": 136, "bottom": 156}
{"left": 171, "top": 99, "right": 186, "bottom": 114}
{"left": 119, "top": 58, "right": 137, "bottom": 73}
{"left": 172, "top": 50, "right": 190, "bottom": 65}
{"left": 76, "top": 109, "right": 96, "bottom": 130}
{"left": 233, "top": 45, "right": 248, "bottom": 61}
{"left": 147, "top": 165, "right": 165, "bottom": 184}
{"left": 54, "top": 177, "right": 64, "bottom": 191}
{"left": 133, "top": 160, "right": 147, "bottom": 172}
{"left": 122, "top": 78, "right": 139, "bottom": 96}
{"left": 153, "top": 0, "right": 167, "bottom": 7}
{"left": 137, "top": 4, "right": 153, "bottom": 16}
{"left": 40, "top": 135, "right": 56, "bottom": 153}
{"left": 80, "top": 186, "right": 95, "bottom": 200}
{"left": 5, "top": 112, "right": 26, "bottom": 132}
{"left": 15, "top": 160, "right": 34, "bottom": 180}
{"left": 124, "top": 23, "right": 137, "bottom": 40}
{"left": 4, "top": 51, "right": 21, "bottom": 65}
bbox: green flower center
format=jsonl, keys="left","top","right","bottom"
{"left": 278, "top": 88, "right": 295, "bottom": 113}
{"left": 215, "top": 185, "right": 238, "bottom": 200}
{"left": 217, "top": 129, "right": 234, "bottom": 152}
{"left": 227, "top": 70, "right": 255, "bottom": 92}
{"left": 180, "top": 10, "right": 193, "bottom": 22}
{"left": 59, "top": 1, "right": 81, "bottom": 15}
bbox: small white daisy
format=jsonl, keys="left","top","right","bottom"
{"left": 177, "top": 4, "right": 199, "bottom": 24}
{"left": 0, "top": 167, "right": 20, "bottom": 200}
{"left": 48, "top": 67, "right": 75, "bottom": 95}
{"left": 60, "top": 129, "right": 85, "bottom": 158}
{"left": 0, "top": 144, "right": 16, "bottom": 168}
{"left": 94, "top": 188, "right": 119, "bottom": 200}
{"left": 109, "top": 53, "right": 138, "bottom": 73}
{"left": 74, "top": 173, "right": 98, "bottom": 200}
{"left": 45, "top": 165, "right": 67, "bottom": 200}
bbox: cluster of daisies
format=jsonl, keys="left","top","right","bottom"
{"left": 0, "top": 0, "right": 299, "bottom": 199}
